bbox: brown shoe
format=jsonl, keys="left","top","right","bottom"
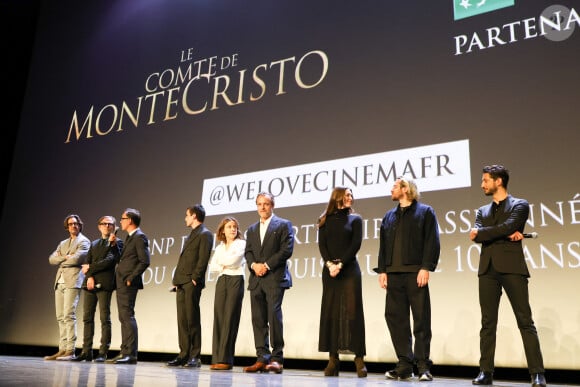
{"left": 265, "top": 361, "right": 283, "bottom": 374}
{"left": 56, "top": 350, "right": 75, "bottom": 361}
{"left": 44, "top": 350, "right": 66, "bottom": 361}
{"left": 324, "top": 354, "right": 339, "bottom": 376}
{"left": 354, "top": 357, "right": 367, "bottom": 378}
{"left": 210, "top": 363, "right": 233, "bottom": 370}
{"left": 243, "top": 361, "right": 267, "bottom": 373}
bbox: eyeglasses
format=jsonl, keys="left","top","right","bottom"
{"left": 67, "top": 222, "right": 79, "bottom": 226}
{"left": 99, "top": 222, "right": 114, "bottom": 227}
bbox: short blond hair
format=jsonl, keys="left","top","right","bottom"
{"left": 398, "top": 176, "right": 420, "bottom": 201}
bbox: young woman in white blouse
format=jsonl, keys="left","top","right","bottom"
{"left": 208, "top": 216, "right": 246, "bottom": 370}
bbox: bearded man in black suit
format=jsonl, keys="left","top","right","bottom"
{"left": 470, "top": 165, "right": 546, "bottom": 387}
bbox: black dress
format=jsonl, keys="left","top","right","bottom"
{"left": 318, "top": 208, "right": 366, "bottom": 356}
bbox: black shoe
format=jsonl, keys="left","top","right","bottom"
{"left": 531, "top": 373, "right": 547, "bottom": 387}
{"left": 70, "top": 352, "right": 92, "bottom": 362}
{"left": 472, "top": 371, "right": 493, "bottom": 385}
{"left": 167, "top": 357, "right": 187, "bottom": 367}
{"left": 94, "top": 354, "right": 107, "bottom": 363}
{"left": 184, "top": 358, "right": 202, "bottom": 368}
{"left": 113, "top": 355, "right": 137, "bottom": 365}
{"left": 419, "top": 371, "right": 433, "bottom": 381}
{"left": 385, "top": 369, "right": 414, "bottom": 380}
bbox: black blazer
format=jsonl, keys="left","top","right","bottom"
{"left": 83, "top": 238, "right": 123, "bottom": 291}
{"left": 474, "top": 195, "right": 530, "bottom": 277}
{"left": 172, "top": 224, "right": 213, "bottom": 288}
{"left": 244, "top": 215, "right": 294, "bottom": 290}
{"left": 116, "top": 229, "right": 151, "bottom": 289}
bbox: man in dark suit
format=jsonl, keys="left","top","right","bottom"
{"left": 108, "top": 208, "right": 150, "bottom": 365}
{"left": 470, "top": 165, "right": 546, "bottom": 387}
{"left": 167, "top": 204, "right": 214, "bottom": 368}
{"left": 71, "top": 215, "right": 123, "bottom": 362}
{"left": 243, "top": 192, "right": 294, "bottom": 374}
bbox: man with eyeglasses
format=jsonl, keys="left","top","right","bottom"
{"left": 107, "top": 208, "right": 150, "bottom": 365}
{"left": 70, "top": 216, "right": 123, "bottom": 363}
{"left": 45, "top": 214, "right": 91, "bottom": 361}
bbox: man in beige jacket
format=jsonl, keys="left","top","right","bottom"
{"left": 45, "top": 214, "right": 90, "bottom": 361}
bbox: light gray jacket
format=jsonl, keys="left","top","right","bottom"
{"left": 48, "top": 232, "right": 91, "bottom": 288}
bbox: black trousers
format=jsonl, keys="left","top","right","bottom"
{"left": 385, "top": 272, "right": 432, "bottom": 372}
{"left": 81, "top": 289, "right": 113, "bottom": 355}
{"left": 212, "top": 274, "right": 244, "bottom": 365}
{"left": 478, "top": 264, "right": 545, "bottom": 373}
{"left": 249, "top": 282, "right": 286, "bottom": 364}
{"left": 176, "top": 281, "right": 203, "bottom": 360}
{"left": 116, "top": 286, "right": 139, "bottom": 358}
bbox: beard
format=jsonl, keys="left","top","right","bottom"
{"left": 483, "top": 186, "right": 497, "bottom": 196}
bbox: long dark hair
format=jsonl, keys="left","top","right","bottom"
{"left": 317, "top": 186, "right": 353, "bottom": 228}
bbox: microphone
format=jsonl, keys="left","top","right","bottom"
{"left": 523, "top": 232, "right": 538, "bottom": 239}
{"left": 107, "top": 227, "right": 119, "bottom": 247}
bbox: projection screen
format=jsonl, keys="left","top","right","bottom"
{"left": 1, "top": 0, "right": 579, "bottom": 370}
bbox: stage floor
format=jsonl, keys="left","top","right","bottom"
{"left": 0, "top": 356, "right": 576, "bottom": 387}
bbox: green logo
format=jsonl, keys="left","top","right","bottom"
{"left": 453, "top": 0, "right": 515, "bottom": 20}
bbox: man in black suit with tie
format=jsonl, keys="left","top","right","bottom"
{"left": 243, "top": 192, "right": 294, "bottom": 374}
{"left": 71, "top": 215, "right": 123, "bottom": 362}
{"left": 167, "top": 204, "right": 214, "bottom": 368}
{"left": 108, "top": 208, "right": 150, "bottom": 365}
{"left": 470, "top": 165, "right": 546, "bottom": 387}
